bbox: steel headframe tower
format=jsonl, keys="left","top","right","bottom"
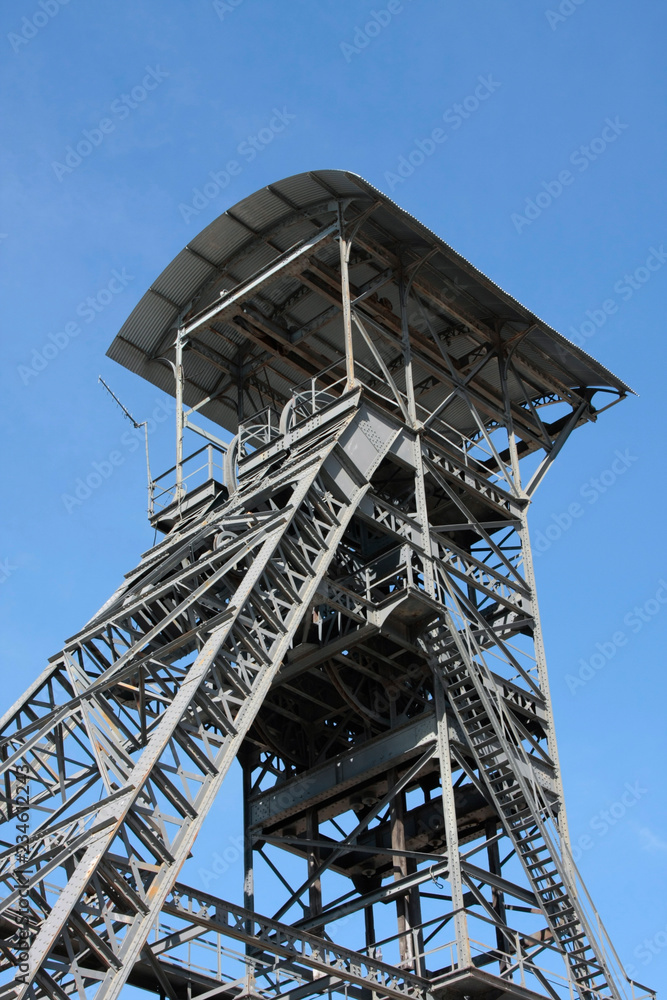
{"left": 0, "top": 171, "right": 653, "bottom": 1000}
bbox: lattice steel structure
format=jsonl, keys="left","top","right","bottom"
{"left": 0, "top": 171, "right": 654, "bottom": 1000}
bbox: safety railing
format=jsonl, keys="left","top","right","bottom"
{"left": 238, "top": 406, "right": 281, "bottom": 454}
{"left": 287, "top": 360, "right": 516, "bottom": 496}
{"left": 291, "top": 361, "right": 349, "bottom": 423}
{"left": 149, "top": 444, "right": 225, "bottom": 516}
{"left": 432, "top": 909, "right": 656, "bottom": 1000}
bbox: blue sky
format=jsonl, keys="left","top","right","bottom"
{"left": 1, "top": 0, "right": 666, "bottom": 994}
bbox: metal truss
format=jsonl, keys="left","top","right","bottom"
{"left": 0, "top": 173, "right": 654, "bottom": 1000}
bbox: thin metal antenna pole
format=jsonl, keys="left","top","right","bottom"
{"left": 143, "top": 422, "right": 152, "bottom": 516}
{"left": 98, "top": 377, "right": 153, "bottom": 513}
{"left": 98, "top": 377, "right": 141, "bottom": 427}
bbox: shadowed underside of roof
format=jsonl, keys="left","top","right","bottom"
{"left": 107, "top": 169, "right": 630, "bottom": 441}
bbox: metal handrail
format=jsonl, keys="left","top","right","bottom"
{"left": 149, "top": 443, "right": 225, "bottom": 516}
{"left": 238, "top": 406, "right": 281, "bottom": 453}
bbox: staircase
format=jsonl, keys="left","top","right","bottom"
{"left": 426, "top": 620, "right": 623, "bottom": 1000}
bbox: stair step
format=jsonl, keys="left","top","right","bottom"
{"left": 552, "top": 917, "right": 579, "bottom": 931}
{"left": 520, "top": 846, "right": 548, "bottom": 858}
{"left": 475, "top": 736, "right": 501, "bottom": 750}
{"left": 542, "top": 899, "right": 571, "bottom": 913}
{"left": 568, "top": 944, "right": 595, "bottom": 957}
{"left": 526, "top": 856, "right": 554, "bottom": 869}
{"left": 490, "top": 775, "right": 515, "bottom": 788}
{"left": 539, "top": 888, "right": 566, "bottom": 902}
{"left": 517, "top": 821, "right": 542, "bottom": 832}
{"left": 451, "top": 692, "right": 477, "bottom": 704}
{"left": 545, "top": 896, "right": 573, "bottom": 908}
{"left": 574, "top": 969, "right": 607, "bottom": 981}
{"left": 507, "top": 807, "right": 532, "bottom": 820}
{"left": 499, "top": 792, "right": 525, "bottom": 806}
{"left": 471, "top": 732, "right": 498, "bottom": 745}
{"left": 515, "top": 829, "right": 541, "bottom": 841}
{"left": 570, "top": 957, "right": 603, "bottom": 972}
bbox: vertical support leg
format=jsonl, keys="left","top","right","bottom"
{"left": 307, "top": 807, "right": 323, "bottom": 937}
{"left": 242, "top": 763, "right": 254, "bottom": 916}
{"left": 242, "top": 760, "right": 257, "bottom": 982}
{"left": 365, "top": 904, "right": 376, "bottom": 957}
{"left": 338, "top": 206, "right": 356, "bottom": 390}
{"left": 399, "top": 277, "right": 417, "bottom": 427}
{"left": 390, "top": 776, "right": 414, "bottom": 970}
{"left": 406, "top": 859, "right": 425, "bottom": 977}
{"left": 433, "top": 680, "right": 471, "bottom": 970}
{"left": 485, "top": 818, "right": 509, "bottom": 970}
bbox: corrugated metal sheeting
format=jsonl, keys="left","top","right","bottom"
{"left": 107, "top": 170, "right": 630, "bottom": 436}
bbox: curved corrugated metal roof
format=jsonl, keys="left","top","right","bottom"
{"left": 107, "top": 169, "right": 630, "bottom": 438}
